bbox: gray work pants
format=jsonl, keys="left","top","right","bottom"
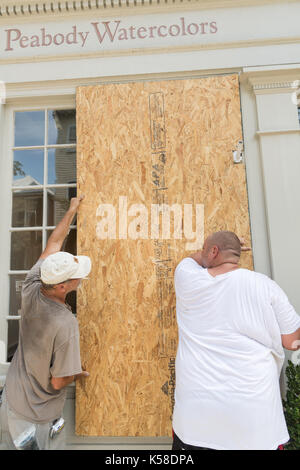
{"left": 0, "top": 387, "right": 66, "bottom": 450}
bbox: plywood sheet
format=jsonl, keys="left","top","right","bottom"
{"left": 75, "top": 75, "right": 253, "bottom": 436}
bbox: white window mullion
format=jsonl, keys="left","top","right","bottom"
{"left": 45, "top": 225, "right": 77, "bottom": 230}
{"left": 42, "top": 109, "right": 48, "bottom": 251}
{"left": 8, "top": 270, "right": 29, "bottom": 275}
{"left": 46, "top": 144, "right": 76, "bottom": 149}
{"left": 11, "top": 185, "right": 44, "bottom": 191}
{"left": 12, "top": 144, "right": 76, "bottom": 151}
{"left": 46, "top": 184, "right": 77, "bottom": 188}
{"left": 9, "top": 225, "right": 76, "bottom": 232}
{"left": 11, "top": 184, "right": 76, "bottom": 192}
{"left": 12, "top": 145, "right": 45, "bottom": 151}
{"left": 9, "top": 227, "right": 44, "bottom": 232}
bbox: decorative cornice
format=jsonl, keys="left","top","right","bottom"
{"left": 255, "top": 82, "right": 300, "bottom": 96}
{"left": 0, "top": 1, "right": 95, "bottom": 16}
{"left": 0, "top": 1, "right": 113, "bottom": 16}
{"left": 252, "top": 80, "right": 300, "bottom": 93}
{"left": 246, "top": 73, "right": 300, "bottom": 95}
{"left": 252, "top": 81, "right": 299, "bottom": 91}
{"left": 0, "top": 0, "right": 297, "bottom": 17}
{"left": 241, "top": 64, "right": 300, "bottom": 94}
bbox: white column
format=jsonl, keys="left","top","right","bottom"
{"left": 248, "top": 75, "right": 300, "bottom": 396}
{"left": 250, "top": 77, "right": 300, "bottom": 312}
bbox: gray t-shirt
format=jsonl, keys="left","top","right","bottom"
{"left": 5, "top": 259, "right": 83, "bottom": 424}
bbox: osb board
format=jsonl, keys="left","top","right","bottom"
{"left": 75, "top": 75, "right": 253, "bottom": 436}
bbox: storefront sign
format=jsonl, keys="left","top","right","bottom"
{"left": 4, "top": 18, "right": 218, "bottom": 52}
{"left": 1, "top": 13, "right": 219, "bottom": 58}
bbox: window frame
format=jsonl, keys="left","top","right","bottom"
{"left": 0, "top": 102, "right": 77, "bottom": 368}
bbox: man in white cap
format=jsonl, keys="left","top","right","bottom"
{"left": 1, "top": 195, "right": 91, "bottom": 450}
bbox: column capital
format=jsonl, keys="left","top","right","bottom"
{"left": 241, "top": 65, "right": 300, "bottom": 95}
{"left": 243, "top": 69, "right": 300, "bottom": 131}
{"left": 250, "top": 79, "right": 300, "bottom": 95}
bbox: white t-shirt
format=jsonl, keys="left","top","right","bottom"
{"left": 172, "top": 257, "right": 300, "bottom": 450}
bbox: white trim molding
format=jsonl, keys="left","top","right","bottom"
{"left": 243, "top": 65, "right": 300, "bottom": 96}
{"left": 251, "top": 81, "right": 300, "bottom": 95}
{"left": 256, "top": 128, "right": 300, "bottom": 136}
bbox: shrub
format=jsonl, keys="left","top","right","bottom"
{"left": 282, "top": 360, "right": 300, "bottom": 450}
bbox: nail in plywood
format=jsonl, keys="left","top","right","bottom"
{"left": 75, "top": 75, "right": 253, "bottom": 436}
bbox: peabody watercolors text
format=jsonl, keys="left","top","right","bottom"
{"left": 4, "top": 18, "right": 218, "bottom": 52}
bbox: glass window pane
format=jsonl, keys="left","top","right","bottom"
{"left": 66, "top": 291, "right": 77, "bottom": 314}
{"left": 64, "top": 228, "right": 77, "bottom": 255}
{"left": 9, "top": 274, "right": 27, "bottom": 316}
{"left": 48, "top": 109, "right": 76, "bottom": 145}
{"left": 47, "top": 229, "right": 77, "bottom": 313}
{"left": 7, "top": 320, "right": 20, "bottom": 362}
{"left": 10, "top": 231, "right": 42, "bottom": 270}
{"left": 47, "top": 147, "right": 76, "bottom": 185}
{"left": 15, "top": 111, "right": 45, "bottom": 147}
{"left": 47, "top": 188, "right": 77, "bottom": 226}
{"left": 13, "top": 149, "right": 44, "bottom": 186}
{"left": 12, "top": 189, "right": 43, "bottom": 227}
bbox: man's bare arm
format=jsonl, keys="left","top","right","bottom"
{"left": 281, "top": 328, "right": 300, "bottom": 351}
{"left": 40, "top": 196, "right": 84, "bottom": 260}
{"left": 51, "top": 371, "right": 89, "bottom": 391}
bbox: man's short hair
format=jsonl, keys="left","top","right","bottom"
{"left": 206, "top": 231, "right": 241, "bottom": 258}
{"left": 40, "top": 280, "right": 70, "bottom": 290}
{"left": 40, "top": 281, "right": 57, "bottom": 291}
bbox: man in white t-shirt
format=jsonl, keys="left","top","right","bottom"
{"left": 172, "top": 231, "right": 300, "bottom": 451}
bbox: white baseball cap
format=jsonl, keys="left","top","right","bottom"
{"left": 41, "top": 252, "right": 91, "bottom": 285}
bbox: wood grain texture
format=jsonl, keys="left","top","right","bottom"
{"left": 75, "top": 75, "right": 253, "bottom": 436}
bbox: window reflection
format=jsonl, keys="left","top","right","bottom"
{"left": 15, "top": 111, "right": 45, "bottom": 147}
{"left": 47, "top": 188, "right": 77, "bottom": 226}
{"left": 48, "top": 109, "right": 76, "bottom": 145}
{"left": 10, "top": 231, "right": 42, "bottom": 270}
{"left": 47, "top": 147, "right": 76, "bottom": 185}
{"left": 9, "top": 274, "right": 26, "bottom": 316}
{"left": 46, "top": 228, "right": 77, "bottom": 313}
{"left": 46, "top": 228, "right": 77, "bottom": 255}
{"left": 13, "top": 149, "right": 44, "bottom": 185}
{"left": 7, "top": 320, "right": 19, "bottom": 362}
{"left": 63, "top": 228, "right": 77, "bottom": 314}
{"left": 12, "top": 189, "right": 43, "bottom": 227}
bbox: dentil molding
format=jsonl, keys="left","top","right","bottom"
{"left": 0, "top": 0, "right": 296, "bottom": 17}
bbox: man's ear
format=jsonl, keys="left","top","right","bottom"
{"left": 61, "top": 282, "right": 70, "bottom": 292}
{"left": 54, "top": 282, "right": 68, "bottom": 293}
{"left": 212, "top": 245, "right": 219, "bottom": 258}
